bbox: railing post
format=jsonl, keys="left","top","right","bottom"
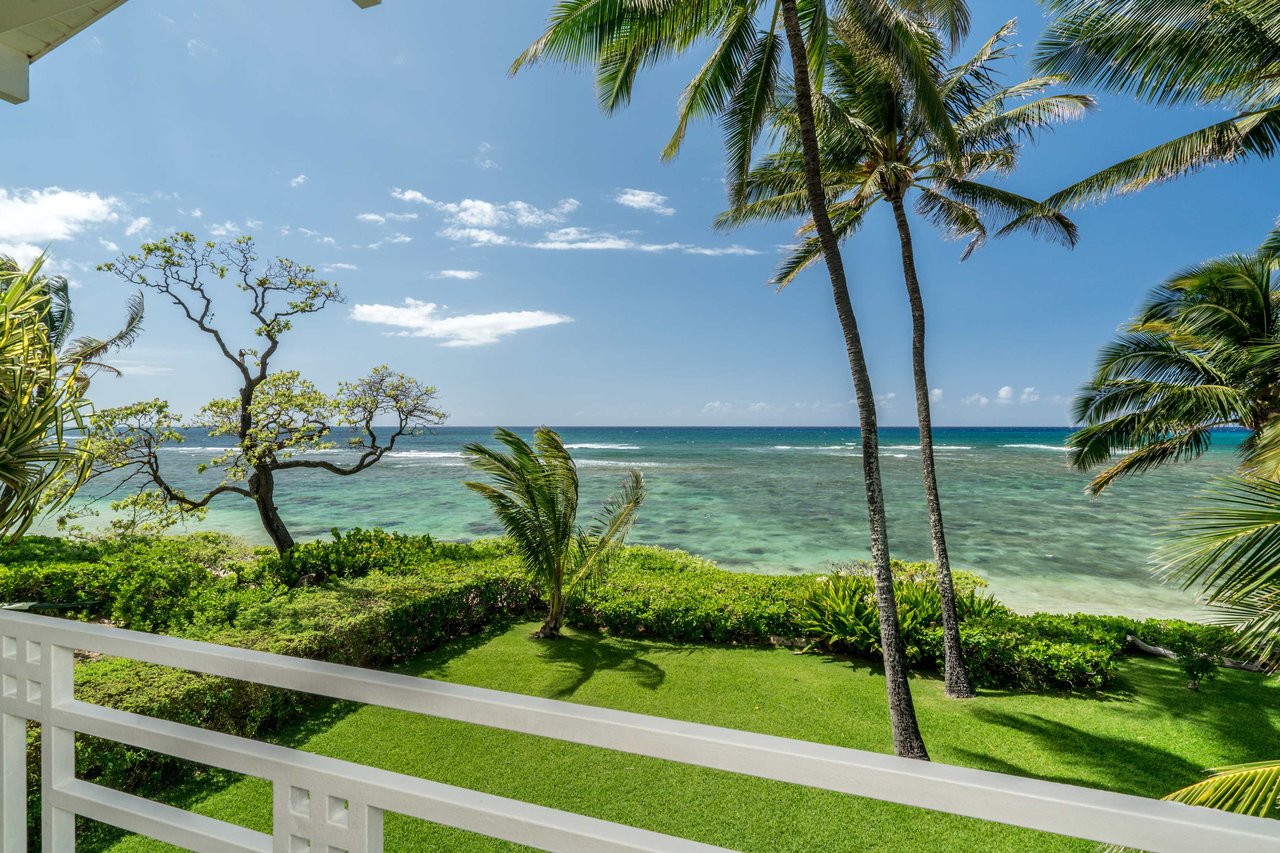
{"left": 39, "top": 643, "right": 75, "bottom": 852}
{"left": 1, "top": 711, "right": 26, "bottom": 851}
{"left": 273, "top": 778, "right": 383, "bottom": 852}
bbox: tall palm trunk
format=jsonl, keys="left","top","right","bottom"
{"left": 888, "top": 193, "right": 975, "bottom": 699}
{"left": 779, "top": 0, "right": 928, "bottom": 760}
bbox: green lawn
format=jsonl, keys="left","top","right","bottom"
{"left": 98, "top": 623, "right": 1280, "bottom": 852}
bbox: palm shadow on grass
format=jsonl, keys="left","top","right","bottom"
{"left": 532, "top": 630, "right": 683, "bottom": 698}
{"left": 948, "top": 709, "right": 1208, "bottom": 795}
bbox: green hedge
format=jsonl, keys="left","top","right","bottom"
{"left": 4, "top": 532, "right": 1243, "bottom": 846}
{"left": 13, "top": 539, "right": 539, "bottom": 848}
{"left": 566, "top": 546, "right": 811, "bottom": 643}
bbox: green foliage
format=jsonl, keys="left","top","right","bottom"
{"left": 262, "top": 528, "right": 438, "bottom": 587}
{"left": 464, "top": 427, "right": 645, "bottom": 637}
{"left": 1067, "top": 228, "right": 1280, "bottom": 494}
{"left": 85, "top": 234, "right": 446, "bottom": 551}
{"left": 717, "top": 19, "right": 1089, "bottom": 281}
{"left": 1036, "top": 0, "right": 1280, "bottom": 205}
{"left": 801, "top": 582, "right": 1122, "bottom": 691}
{"left": 567, "top": 546, "right": 810, "bottom": 643}
{"left": 0, "top": 255, "right": 92, "bottom": 539}
{"left": 927, "top": 621, "right": 1118, "bottom": 692}
{"left": 799, "top": 574, "right": 880, "bottom": 653}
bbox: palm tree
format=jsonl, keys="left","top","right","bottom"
{"left": 464, "top": 427, "right": 646, "bottom": 639}
{"left": 0, "top": 255, "right": 144, "bottom": 389}
{"left": 1068, "top": 222, "right": 1280, "bottom": 493}
{"left": 718, "top": 20, "right": 1090, "bottom": 697}
{"left": 0, "top": 256, "right": 91, "bottom": 539}
{"left": 513, "top": 0, "right": 969, "bottom": 760}
{"left": 1035, "top": 0, "right": 1280, "bottom": 205}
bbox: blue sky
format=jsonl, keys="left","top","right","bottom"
{"left": 2, "top": 0, "right": 1275, "bottom": 427}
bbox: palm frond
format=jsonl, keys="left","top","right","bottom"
{"left": 1046, "top": 106, "right": 1280, "bottom": 207}
{"left": 1164, "top": 760, "right": 1280, "bottom": 818}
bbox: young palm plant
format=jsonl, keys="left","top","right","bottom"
{"left": 1068, "top": 223, "right": 1280, "bottom": 492}
{"left": 718, "top": 20, "right": 1090, "bottom": 697}
{"left": 514, "top": 0, "right": 972, "bottom": 760}
{"left": 464, "top": 427, "right": 646, "bottom": 639}
{"left": 0, "top": 255, "right": 144, "bottom": 390}
{"left": 0, "top": 256, "right": 92, "bottom": 539}
{"left": 1035, "top": 0, "right": 1280, "bottom": 205}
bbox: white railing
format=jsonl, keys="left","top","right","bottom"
{"left": 2, "top": 610, "right": 1278, "bottom": 853}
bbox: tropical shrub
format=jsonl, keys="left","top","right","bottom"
{"left": 566, "top": 546, "right": 810, "bottom": 643}
{"left": 263, "top": 527, "right": 436, "bottom": 587}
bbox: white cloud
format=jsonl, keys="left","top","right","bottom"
{"left": 878, "top": 392, "right": 897, "bottom": 406}
{"left": 930, "top": 388, "right": 943, "bottom": 403}
{"left": 615, "top": 188, "right": 675, "bottom": 216}
{"left": 963, "top": 393, "right": 991, "bottom": 406}
{"left": 997, "top": 385, "right": 1015, "bottom": 404}
{"left": 701, "top": 400, "right": 781, "bottom": 416}
{"left": 366, "top": 233, "right": 413, "bottom": 250}
{"left": 245, "top": 219, "right": 263, "bottom": 229}
{"left": 391, "top": 187, "right": 431, "bottom": 204}
{"left": 289, "top": 174, "right": 308, "bottom": 188}
{"left": 108, "top": 359, "right": 175, "bottom": 377}
{"left": 472, "top": 142, "right": 499, "bottom": 170}
{"left": 209, "top": 220, "right": 240, "bottom": 237}
{"left": 438, "top": 226, "right": 510, "bottom": 246}
{"left": 186, "top": 38, "right": 214, "bottom": 58}
{"left": 429, "top": 270, "right": 481, "bottom": 280}
{"left": 0, "top": 188, "right": 123, "bottom": 263}
{"left": 188, "top": 207, "right": 202, "bottom": 218}
{"left": 1019, "top": 386, "right": 1040, "bottom": 403}
{"left": 682, "top": 245, "right": 760, "bottom": 256}
{"left": 526, "top": 227, "right": 683, "bottom": 252}
{"left": 323, "top": 263, "right": 358, "bottom": 272}
{"left": 397, "top": 188, "right": 753, "bottom": 256}
{"left": 124, "top": 216, "right": 150, "bottom": 236}
{"left": 98, "top": 238, "right": 120, "bottom": 253}
{"left": 350, "top": 298, "right": 571, "bottom": 346}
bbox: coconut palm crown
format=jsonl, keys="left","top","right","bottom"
{"left": 717, "top": 19, "right": 1091, "bottom": 279}
{"left": 1069, "top": 222, "right": 1280, "bottom": 494}
{"left": 1036, "top": 0, "right": 1280, "bottom": 205}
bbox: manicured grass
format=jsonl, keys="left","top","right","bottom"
{"left": 99, "top": 624, "right": 1279, "bottom": 852}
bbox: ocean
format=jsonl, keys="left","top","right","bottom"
{"left": 52, "top": 426, "right": 1245, "bottom": 619}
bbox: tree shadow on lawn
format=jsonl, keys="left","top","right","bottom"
{"left": 948, "top": 708, "right": 1209, "bottom": 796}
{"left": 533, "top": 630, "right": 686, "bottom": 699}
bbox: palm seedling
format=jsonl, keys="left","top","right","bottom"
{"left": 464, "top": 427, "right": 646, "bottom": 639}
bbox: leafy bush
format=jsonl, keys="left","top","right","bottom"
{"left": 27, "top": 560, "right": 540, "bottom": 846}
{"left": 924, "top": 622, "right": 1119, "bottom": 691}
{"left": 262, "top": 527, "right": 437, "bottom": 587}
{"left": 567, "top": 546, "right": 810, "bottom": 643}
{"left": 799, "top": 574, "right": 880, "bottom": 654}
{"left": 0, "top": 533, "right": 273, "bottom": 632}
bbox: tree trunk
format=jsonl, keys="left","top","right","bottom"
{"left": 888, "top": 194, "right": 975, "bottom": 700}
{"left": 535, "top": 568, "right": 565, "bottom": 639}
{"left": 250, "top": 467, "right": 295, "bottom": 554}
{"left": 779, "top": 0, "right": 928, "bottom": 760}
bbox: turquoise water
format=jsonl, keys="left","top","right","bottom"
{"left": 53, "top": 426, "right": 1244, "bottom": 619}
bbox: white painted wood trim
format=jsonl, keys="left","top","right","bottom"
{"left": 2, "top": 609, "right": 1277, "bottom": 852}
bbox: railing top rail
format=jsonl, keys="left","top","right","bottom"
{"left": 4, "top": 609, "right": 1278, "bottom": 853}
